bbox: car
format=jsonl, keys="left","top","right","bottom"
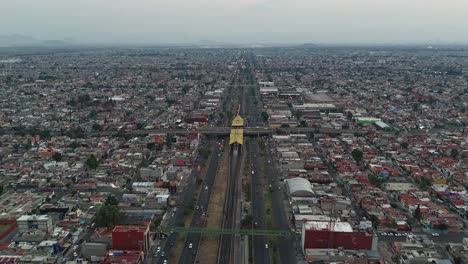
{"left": 268, "top": 160, "right": 271, "bottom": 163}
{"left": 163, "top": 260, "right": 167, "bottom": 264}
{"left": 156, "top": 247, "right": 161, "bottom": 253}
{"left": 265, "top": 244, "right": 269, "bottom": 249}
{"left": 205, "top": 186, "right": 208, "bottom": 191}
{"left": 160, "top": 252, "right": 165, "bottom": 257}
{"left": 171, "top": 213, "right": 175, "bottom": 217}
{"left": 395, "top": 233, "right": 402, "bottom": 236}
{"left": 73, "top": 252, "right": 78, "bottom": 257}
{"left": 170, "top": 229, "right": 174, "bottom": 234}
{"left": 387, "top": 233, "right": 394, "bottom": 236}
{"left": 189, "top": 243, "right": 193, "bottom": 249}
{"left": 196, "top": 206, "right": 199, "bottom": 210}
{"left": 254, "top": 222, "right": 259, "bottom": 227}
{"left": 432, "top": 233, "right": 440, "bottom": 237}
{"left": 380, "top": 232, "right": 387, "bottom": 236}
{"left": 251, "top": 170, "right": 255, "bottom": 175}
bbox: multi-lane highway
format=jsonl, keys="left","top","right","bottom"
{"left": 179, "top": 141, "right": 222, "bottom": 264}
{"left": 264, "top": 142, "right": 297, "bottom": 264}
{"left": 153, "top": 147, "right": 210, "bottom": 264}
{"left": 249, "top": 139, "right": 270, "bottom": 264}
{"left": 244, "top": 52, "right": 273, "bottom": 264}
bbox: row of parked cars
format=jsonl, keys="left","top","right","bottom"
{"left": 380, "top": 232, "right": 413, "bottom": 237}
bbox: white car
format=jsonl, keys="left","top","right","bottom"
{"left": 189, "top": 243, "right": 193, "bottom": 249}
{"left": 380, "top": 232, "right": 387, "bottom": 236}
{"left": 432, "top": 233, "right": 440, "bottom": 237}
{"left": 156, "top": 247, "right": 161, "bottom": 253}
{"left": 265, "top": 244, "right": 269, "bottom": 249}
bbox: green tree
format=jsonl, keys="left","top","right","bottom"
{"left": 166, "top": 134, "right": 174, "bottom": 149}
{"left": 435, "top": 222, "right": 448, "bottom": 231}
{"left": 351, "top": 149, "right": 364, "bottom": 163}
{"left": 95, "top": 203, "right": 119, "bottom": 230}
{"left": 136, "top": 122, "right": 145, "bottom": 129}
{"left": 261, "top": 111, "right": 269, "bottom": 122}
{"left": 86, "top": 154, "right": 99, "bottom": 170}
{"left": 451, "top": 149, "right": 459, "bottom": 159}
{"left": 68, "top": 142, "right": 80, "bottom": 149}
{"left": 401, "top": 142, "right": 409, "bottom": 149}
{"left": 92, "top": 123, "right": 102, "bottom": 131}
{"left": 413, "top": 205, "right": 422, "bottom": 221}
{"left": 295, "top": 111, "right": 303, "bottom": 120}
{"left": 0, "top": 185, "right": 3, "bottom": 195}
{"left": 89, "top": 110, "right": 98, "bottom": 119}
{"left": 52, "top": 152, "right": 62, "bottom": 162}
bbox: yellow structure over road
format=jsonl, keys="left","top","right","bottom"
{"left": 229, "top": 129, "right": 244, "bottom": 145}
{"left": 230, "top": 115, "right": 244, "bottom": 145}
{"left": 231, "top": 115, "right": 244, "bottom": 127}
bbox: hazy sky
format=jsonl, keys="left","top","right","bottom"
{"left": 1, "top": 0, "right": 468, "bottom": 44}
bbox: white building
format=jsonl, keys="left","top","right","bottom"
{"left": 17, "top": 215, "right": 53, "bottom": 234}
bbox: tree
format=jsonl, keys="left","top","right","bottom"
{"left": 136, "top": 122, "right": 145, "bottom": 129}
{"left": 295, "top": 111, "right": 303, "bottom": 120}
{"left": 68, "top": 142, "right": 80, "bottom": 149}
{"left": 166, "top": 134, "right": 174, "bottom": 149}
{"left": 369, "top": 215, "right": 379, "bottom": 228}
{"left": 88, "top": 110, "right": 98, "bottom": 119}
{"left": 105, "top": 195, "right": 119, "bottom": 206}
{"left": 451, "top": 149, "right": 459, "bottom": 159}
{"left": 351, "top": 149, "right": 364, "bottom": 163}
{"left": 92, "top": 123, "right": 102, "bottom": 131}
{"left": 401, "top": 142, "right": 409, "bottom": 149}
{"left": 435, "top": 222, "right": 448, "bottom": 231}
{"left": 413, "top": 205, "right": 422, "bottom": 221}
{"left": 86, "top": 154, "right": 99, "bottom": 170}
{"left": 0, "top": 185, "right": 3, "bottom": 195}
{"left": 52, "top": 152, "right": 62, "bottom": 162}
{"left": 261, "top": 111, "right": 269, "bottom": 122}
{"left": 95, "top": 203, "right": 119, "bottom": 230}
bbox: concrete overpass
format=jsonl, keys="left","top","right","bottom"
{"left": 88, "top": 127, "right": 374, "bottom": 137}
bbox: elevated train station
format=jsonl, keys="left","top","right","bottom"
{"left": 229, "top": 115, "right": 244, "bottom": 151}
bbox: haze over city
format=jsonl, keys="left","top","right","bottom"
{"left": 1, "top": 0, "right": 468, "bottom": 44}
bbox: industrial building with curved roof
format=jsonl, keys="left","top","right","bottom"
{"left": 286, "top": 177, "right": 314, "bottom": 197}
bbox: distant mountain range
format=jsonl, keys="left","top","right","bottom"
{"left": 0, "top": 34, "right": 76, "bottom": 47}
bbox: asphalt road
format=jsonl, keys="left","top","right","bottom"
{"left": 245, "top": 55, "right": 271, "bottom": 264}
{"left": 264, "top": 143, "right": 297, "bottom": 264}
{"left": 179, "top": 142, "right": 222, "bottom": 264}
{"left": 60, "top": 226, "right": 95, "bottom": 263}
{"left": 250, "top": 139, "right": 270, "bottom": 264}
{"left": 154, "top": 145, "right": 211, "bottom": 264}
